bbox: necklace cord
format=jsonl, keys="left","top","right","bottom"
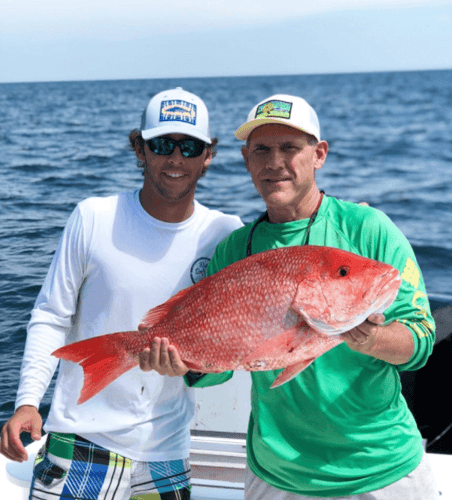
{"left": 246, "top": 191, "right": 325, "bottom": 257}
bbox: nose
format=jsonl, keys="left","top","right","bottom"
{"left": 267, "top": 148, "right": 285, "bottom": 169}
{"left": 168, "top": 146, "right": 185, "bottom": 164}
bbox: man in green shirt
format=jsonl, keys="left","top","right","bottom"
{"left": 140, "top": 94, "right": 438, "bottom": 499}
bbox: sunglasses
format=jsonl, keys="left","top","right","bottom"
{"left": 146, "top": 137, "right": 207, "bottom": 158}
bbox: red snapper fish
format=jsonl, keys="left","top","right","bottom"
{"left": 53, "top": 246, "right": 401, "bottom": 404}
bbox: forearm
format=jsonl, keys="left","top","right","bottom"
{"left": 15, "top": 320, "right": 66, "bottom": 410}
{"left": 345, "top": 319, "right": 415, "bottom": 365}
{"left": 368, "top": 321, "right": 415, "bottom": 364}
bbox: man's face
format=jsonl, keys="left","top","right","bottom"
{"left": 242, "top": 124, "right": 327, "bottom": 218}
{"left": 140, "top": 134, "right": 212, "bottom": 204}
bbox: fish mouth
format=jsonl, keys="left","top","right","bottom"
{"left": 363, "top": 267, "right": 401, "bottom": 312}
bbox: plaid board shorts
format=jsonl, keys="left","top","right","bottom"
{"left": 29, "top": 432, "right": 191, "bottom": 500}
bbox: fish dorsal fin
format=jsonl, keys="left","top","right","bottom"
{"left": 241, "top": 322, "right": 311, "bottom": 365}
{"left": 138, "top": 274, "right": 215, "bottom": 331}
{"left": 138, "top": 287, "right": 192, "bottom": 331}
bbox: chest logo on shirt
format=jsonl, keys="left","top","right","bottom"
{"left": 191, "top": 257, "right": 210, "bottom": 284}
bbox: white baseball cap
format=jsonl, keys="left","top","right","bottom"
{"left": 235, "top": 94, "right": 321, "bottom": 142}
{"left": 140, "top": 87, "right": 212, "bottom": 144}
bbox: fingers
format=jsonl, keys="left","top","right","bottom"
{"left": 138, "top": 338, "right": 189, "bottom": 376}
{"left": 1, "top": 409, "right": 42, "bottom": 462}
{"left": 341, "top": 328, "right": 370, "bottom": 345}
{"left": 166, "top": 345, "right": 190, "bottom": 376}
{"left": 341, "top": 315, "right": 384, "bottom": 351}
{"left": 367, "top": 313, "right": 385, "bottom": 325}
{"left": 0, "top": 423, "right": 22, "bottom": 462}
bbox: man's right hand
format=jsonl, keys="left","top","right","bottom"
{"left": 0, "top": 405, "right": 42, "bottom": 462}
{"left": 138, "top": 337, "right": 190, "bottom": 377}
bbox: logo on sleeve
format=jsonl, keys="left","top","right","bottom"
{"left": 191, "top": 257, "right": 210, "bottom": 284}
{"left": 401, "top": 257, "right": 420, "bottom": 289}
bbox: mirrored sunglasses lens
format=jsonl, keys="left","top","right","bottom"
{"left": 148, "top": 138, "right": 174, "bottom": 155}
{"left": 180, "top": 140, "right": 205, "bottom": 158}
{"left": 148, "top": 138, "right": 205, "bottom": 157}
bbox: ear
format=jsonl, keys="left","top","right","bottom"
{"left": 241, "top": 145, "right": 250, "bottom": 172}
{"left": 134, "top": 136, "right": 146, "bottom": 163}
{"left": 201, "top": 145, "right": 214, "bottom": 174}
{"left": 314, "top": 141, "right": 328, "bottom": 171}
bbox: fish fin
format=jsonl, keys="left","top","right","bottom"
{"left": 241, "top": 324, "right": 309, "bottom": 365}
{"left": 183, "top": 360, "right": 205, "bottom": 371}
{"left": 139, "top": 301, "right": 178, "bottom": 331}
{"left": 52, "top": 331, "right": 139, "bottom": 404}
{"left": 138, "top": 274, "right": 217, "bottom": 331}
{"left": 270, "top": 358, "right": 316, "bottom": 388}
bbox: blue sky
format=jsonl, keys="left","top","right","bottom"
{"left": 1, "top": 0, "right": 451, "bottom": 83}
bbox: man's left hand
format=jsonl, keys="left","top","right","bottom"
{"left": 341, "top": 313, "right": 385, "bottom": 354}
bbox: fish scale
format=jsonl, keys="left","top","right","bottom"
{"left": 53, "top": 246, "right": 401, "bottom": 404}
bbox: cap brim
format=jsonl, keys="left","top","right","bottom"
{"left": 142, "top": 124, "right": 212, "bottom": 144}
{"left": 235, "top": 118, "right": 319, "bottom": 142}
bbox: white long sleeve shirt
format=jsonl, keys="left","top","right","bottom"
{"left": 15, "top": 190, "right": 242, "bottom": 461}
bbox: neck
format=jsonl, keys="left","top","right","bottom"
{"left": 139, "top": 188, "right": 195, "bottom": 223}
{"left": 267, "top": 189, "right": 323, "bottom": 224}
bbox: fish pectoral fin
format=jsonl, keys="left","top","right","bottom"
{"left": 183, "top": 360, "right": 205, "bottom": 372}
{"left": 270, "top": 358, "right": 316, "bottom": 388}
{"left": 241, "top": 325, "right": 308, "bottom": 366}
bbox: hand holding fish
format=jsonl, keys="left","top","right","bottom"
{"left": 341, "top": 313, "right": 415, "bottom": 364}
{"left": 341, "top": 313, "right": 385, "bottom": 351}
{"left": 138, "top": 337, "right": 189, "bottom": 376}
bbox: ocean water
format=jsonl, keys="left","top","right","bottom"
{"left": 1, "top": 70, "right": 451, "bottom": 436}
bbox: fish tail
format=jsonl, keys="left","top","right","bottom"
{"left": 52, "top": 331, "right": 140, "bottom": 404}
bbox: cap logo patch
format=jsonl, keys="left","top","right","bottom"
{"left": 160, "top": 100, "right": 197, "bottom": 125}
{"left": 256, "top": 100, "right": 292, "bottom": 120}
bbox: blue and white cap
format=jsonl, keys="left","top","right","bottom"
{"left": 235, "top": 94, "right": 320, "bottom": 142}
{"left": 140, "top": 87, "right": 211, "bottom": 144}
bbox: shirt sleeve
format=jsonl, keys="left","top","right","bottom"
{"left": 184, "top": 371, "right": 234, "bottom": 388}
{"left": 363, "top": 210, "right": 435, "bottom": 372}
{"left": 15, "top": 205, "right": 88, "bottom": 410}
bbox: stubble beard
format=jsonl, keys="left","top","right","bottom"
{"left": 144, "top": 166, "right": 202, "bottom": 203}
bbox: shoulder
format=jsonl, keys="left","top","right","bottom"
{"left": 74, "top": 192, "right": 137, "bottom": 227}
{"left": 208, "top": 223, "right": 254, "bottom": 275}
{"left": 326, "top": 196, "right": 403, "bottom": 239}
{"left": 194, "top": 201, "right": 243, "bottom": 232}
{"left": 216, "top": 223, "right": 251, "bottom": 251}
{"left": 326, "top": 196, "right": 388, "bottom": 223}
{"left": 77, "top": 192, "right": 124, "bottom": 215}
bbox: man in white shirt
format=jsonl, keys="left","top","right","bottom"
{"left": 0, "top": 88, "right": 242, "bottom": 500}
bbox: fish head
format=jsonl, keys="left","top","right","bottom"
{"left": 292, "top": 247, "right": 401, "bottom": 335}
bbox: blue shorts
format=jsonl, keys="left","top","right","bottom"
{"left": 29, "top": 432, "right": 191, "bottom": 500}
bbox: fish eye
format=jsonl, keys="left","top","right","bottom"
{"left": 338, "top": 267, "right": 349, "bottom": 277}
